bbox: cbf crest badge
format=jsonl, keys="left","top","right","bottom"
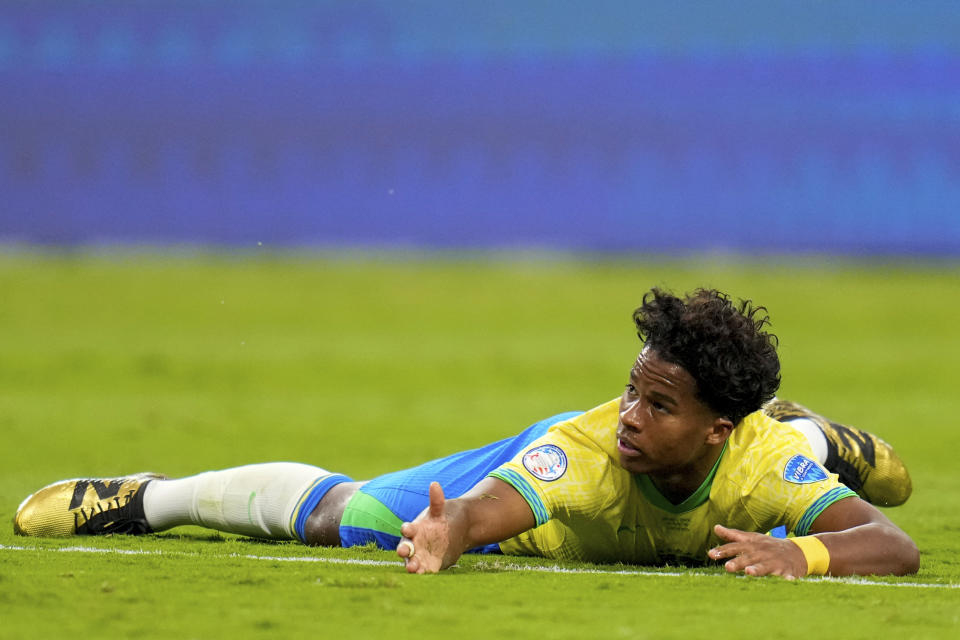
{"left": 783, "top": 454, "right": 829, "bottom": 484}
{"left": 522, "top": 444, "right": 568, "bottom": 482}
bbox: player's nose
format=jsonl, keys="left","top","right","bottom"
{"left": 619, "top": 400, "right": 646, "bottom": 431}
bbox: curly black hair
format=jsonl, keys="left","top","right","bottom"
{"left": 632, "top": 288, "right": 781, "bottom": 425}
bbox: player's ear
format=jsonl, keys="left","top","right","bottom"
{"left": 705, "top": 417, "right": 734, "bottom": 445}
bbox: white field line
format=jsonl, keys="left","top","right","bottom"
{"left": 1, "top": 543, "right": 957, "bottom": 590}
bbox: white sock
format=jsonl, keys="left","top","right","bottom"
{"left": 784, "top": 417, "right": 829, "bottom": 464}
{"left": 142, "top": 462, "right": 333, "bottom": 540}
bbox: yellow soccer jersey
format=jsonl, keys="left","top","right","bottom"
{"left": 490, "top": 399, "right": 857, "bottom": 565}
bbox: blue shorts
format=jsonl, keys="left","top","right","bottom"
{"left": 296, "top": 412, "right": 581, "bottom": 550}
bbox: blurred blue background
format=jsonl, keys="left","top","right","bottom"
{"left": 1, "top": 0, "right": 958, "bottom": 254}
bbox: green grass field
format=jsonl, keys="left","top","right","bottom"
{"left": 1, "top": 251, "right": 958, "bottom": 639}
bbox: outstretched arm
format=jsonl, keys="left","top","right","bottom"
{"left": 708, "top": 497, "right": 920, "bottom": 578}
{"left": 397, "top": 477, "right": 536, "bottom": 574}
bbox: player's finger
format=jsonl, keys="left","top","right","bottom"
{"left": 719, "top": 546, "right": 765, "bottom": 574}
{"left": 744, "top": 562, "right": 797, "bottom": 580}
{"left": 428, "top": 481, "right": 446, "bottom": 518}
{"left": 713, "top": 524, "right": 750, "bottom": 542}
{"left": 397, "top": 539, "right": 415, "bottom": 559}
{"left": 708, "top": 541, "right": 743, "bottom": 561}
{"left": 723, "top": 555, "right": 747, "bottom": 573}
{"left": 743, "top": 564, "right": 766, "bottom": 577}
{"left": 404, "top": 555, "right": 420, "bottom": 573}
{"left": 400, "top": 521, "right": 415, "bottom": 538}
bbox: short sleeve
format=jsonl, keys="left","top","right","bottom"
{"left": 488, "top": 426, "right": 615, "bottom": 528}
{"left": 742, "top": 452, "right": 857, "bottom": 535}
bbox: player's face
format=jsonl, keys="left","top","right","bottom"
{"left": 616, "top": 347, "right": 729, "bottom": 482}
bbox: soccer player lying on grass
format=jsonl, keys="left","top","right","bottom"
{"left": 15, "top": 288, "right": 919, "bottom": 579}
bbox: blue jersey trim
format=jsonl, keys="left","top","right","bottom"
{"left": 794, "top": 486, "right": 858, "bottom": 535}
{"left": 488, "top": 468, "right": 550, "bottom": 526}
{"left": 291, "top": 473, "right": 353, "bottom": 543}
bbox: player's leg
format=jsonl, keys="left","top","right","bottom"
{"left": 16, "top": 412, "right": 577, "bottom": 543}
{"left": 763, "top": 399, "right": 912, "bottom": 506}
{"left": 302, "top": 480, "right": 363, "bottom": 546}
{"left": 14, "top": 463, "right": 354, "bottom": 542}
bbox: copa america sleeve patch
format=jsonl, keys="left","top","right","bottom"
{"left": 783, "top": 454, "right": 829, "bottom": 484}
{"left": 522, "top": 444, "right": 568, "bottom": 482}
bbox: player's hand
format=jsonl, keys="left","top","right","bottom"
{"left": 708, "top": 524, "right": 808, "bottom": 579}
{"left": 397, "top": 482, "right": 464, "bottom": 574}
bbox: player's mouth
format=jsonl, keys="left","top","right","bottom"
{"left": 616, "top": 432, "right": 643, "bottom": 457}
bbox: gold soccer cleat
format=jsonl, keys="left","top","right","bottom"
{"left": 763, "top": 400, "right": 912, "bottom": 507}
{"left": 14, "top": 473, "right": 165, "bottom": 537}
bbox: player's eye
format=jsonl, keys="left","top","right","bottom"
{"left": 624, "top": 383, "right": 637, "bottom": 396}
{"left": 651, "top": 400, "right": 669, "bottom": 414}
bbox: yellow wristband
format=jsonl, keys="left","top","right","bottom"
{"left": 791, "top": 535, "right": 830, "bottom": 575}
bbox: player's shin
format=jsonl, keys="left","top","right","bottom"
{"left": 143, "top": 462, "right": 345, "bottom": 541}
